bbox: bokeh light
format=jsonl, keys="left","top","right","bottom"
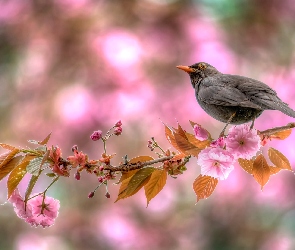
{"left": 1, "top": 0, "right": 295, "bottom": 249}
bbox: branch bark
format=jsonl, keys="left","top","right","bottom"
{"left": 104, "top": 155, "right": 174, "bottom": 172}
{"left": 258, "top": 122, "right": 295, "bottom": 136}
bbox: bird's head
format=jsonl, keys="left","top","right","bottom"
{"left": 176, "top": 62, "right": 219, "bottom": 88}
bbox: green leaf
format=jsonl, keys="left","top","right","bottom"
{"left": 46, "top": 173, "right": 56, "bottom": 178}
{"left": 25, "top": 174, "right": 40, "bottom": 202}
{"left": 26, "top": 157, "right": 43, "bottom": 175}
{"left": 144, "top": 169, "right": 167, "bottom": 206}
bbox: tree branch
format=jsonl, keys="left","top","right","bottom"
{"left": 258, "top": 122, "right": 295, "bottom": 136}
{"left": 104, "top": 155, "right": 174, "bottom": 172}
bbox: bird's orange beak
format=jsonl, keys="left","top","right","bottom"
{"left": 176, "top": 65, "right": 195, "bottom": 73}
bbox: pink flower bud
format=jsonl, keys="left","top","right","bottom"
{"left": 90, "top": 130, "right": 103, "bottom": 141}
{"left": 210, "top": 137, "right": 225, "bottom": 148}
{"left": 74, "top": 172, "right": 80, "bottom": 180}
{"left": 193, "top": 124, "right": 209, "bottom": 141}
{"left": 115, "top": 120, "right": 122, "bottom": 127}
{"left": 105, "top": 192, "right": 111, "bottom": 198}
{"left": 71, "top": 145, "right": 78, "bottom": 152}
{"left": 114, "top": 126, "right": 122, "bottom": 136}
{"left": 99, "top": 166, "right": 104, "bottom": 171}
{"left": 98, "top": 176, "right": 104, "bottom": 183}
{"left": 88, "top": 192, "right": 95, "bottom": 198}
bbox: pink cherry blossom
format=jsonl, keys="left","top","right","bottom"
{"left": 197, "top": 147, "right": 235, "bottom": 180}
{"left": 27, "top": 195, "right": 60, "bottom": 228}
{"left": 225, "top": 124, "right": 261, "bottom": 160}
{"left": 9, "top": 190, "right": 60, "bottom": 228}
{"left": 9, "top": 189, "right": 32, "bottom": 219}
{"left": 193, "top": 124, "right": 209, "bottom": 141}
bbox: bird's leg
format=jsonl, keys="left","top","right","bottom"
{"left": 250, "top": 118, "right": 256, "bottom": 129}
{"left": 219, "top": 112, "right": 236, "bottom": 137}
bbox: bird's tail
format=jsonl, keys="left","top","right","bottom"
{"left": 278, "top": 103, "right": 295, "bottom": 118}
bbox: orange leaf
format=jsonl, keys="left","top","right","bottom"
{"left": 165, "top": 125, "right": 180, "bottom": 151}
{"left": 115, "top": 176, "right": 133, "bottom": 202}
{"left": 171, "top": 153, "right": 186, "bottom": 161}
{"left": 252, "top": 154, "right": 271, "bottom": 190}
{"left": 129, "top": 156, "right": 154, "bottom": 164}
{"left": 144, "top": 169, "right": 167, "bottom": 206}
{"left": 185, "top": 133, "right": 211, "bottom": 149}
{"left": 0, "top": 143, "right": 18, "bottom": 151}
{"left": 175, "top": 124, "right": 187, "bottom": 139}
{"left": 0, "top": 149, "right": 20, "bottom": 168}
{"left": 39, "top": 132, "right": 52, "bottom": 145}
{"left": 115, "top": 167, "right": 155, "bottom": 202}
{"left": 115, "top": 156, "right": 154, "bottom": 184}
{"left": 7, "top": 155, "right": 36, "bottom": 199}
{"left": 238, "top": 158, "right": 254, "bottom": 174}
{"left": 193, "top": 174, "right": 218, "bottom": 202}
{"left": 269, "top": 166, "right": 282, "bottom": 175}
{"left": 0, "top": 156, "right": 23, "bottom": 181}
{"left": 174, "top": 133, "right": 198, "bottom": 155}
{"left": 268, "top": 147, "right": 292, "bottom": 171}
{"left": 270, "top": 129, "right": 292, "bottom": 140}
{"left": 116, "top": 169, "right": 139, "bottom": 184}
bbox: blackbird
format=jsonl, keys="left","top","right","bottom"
{"left": 177, "top": 62, "right": 295, "bottom": 128}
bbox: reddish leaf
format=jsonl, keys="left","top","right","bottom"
{"left": 7, "top": 155, "right": 36, "bottom": 198}
{"left": 0, "top": 156, "right": 23, "bottom": 181}
{"left": 193, "top": 174, "right": 218, "bottom": 202}
{"left": 252, "top": 154, "right": 271, "bottom": 190}
{"left": 238, "top": 158, "right": 254, "bottom": 174}
{"left": 268, "top": 147, "right": 292, "bottom": 171}
{"left": 144, "top": 169, "right": 167, "bottom": 206}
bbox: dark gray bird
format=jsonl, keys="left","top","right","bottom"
{"left": 177, "top": 62, "right": 295, "bottom": 128}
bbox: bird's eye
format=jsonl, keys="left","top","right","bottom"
{"left": 198, "top": 63, "right": 207, "bottom": 70}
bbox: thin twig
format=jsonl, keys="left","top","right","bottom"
{"left": 258, "top": 122, "right": 295, "bottom": 136}
{"left": 104, "top": 155, "right": 174, "bottom": 172}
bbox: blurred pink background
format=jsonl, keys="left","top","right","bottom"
{"left": 1, "top": 0, "right": 295, "bottom": 249}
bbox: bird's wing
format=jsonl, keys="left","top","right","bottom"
{"left": 210, "top": 74, "right": 295, "bottom": 117}
{"left": 198, "top": 77, "right": 262, "bottom": 109}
